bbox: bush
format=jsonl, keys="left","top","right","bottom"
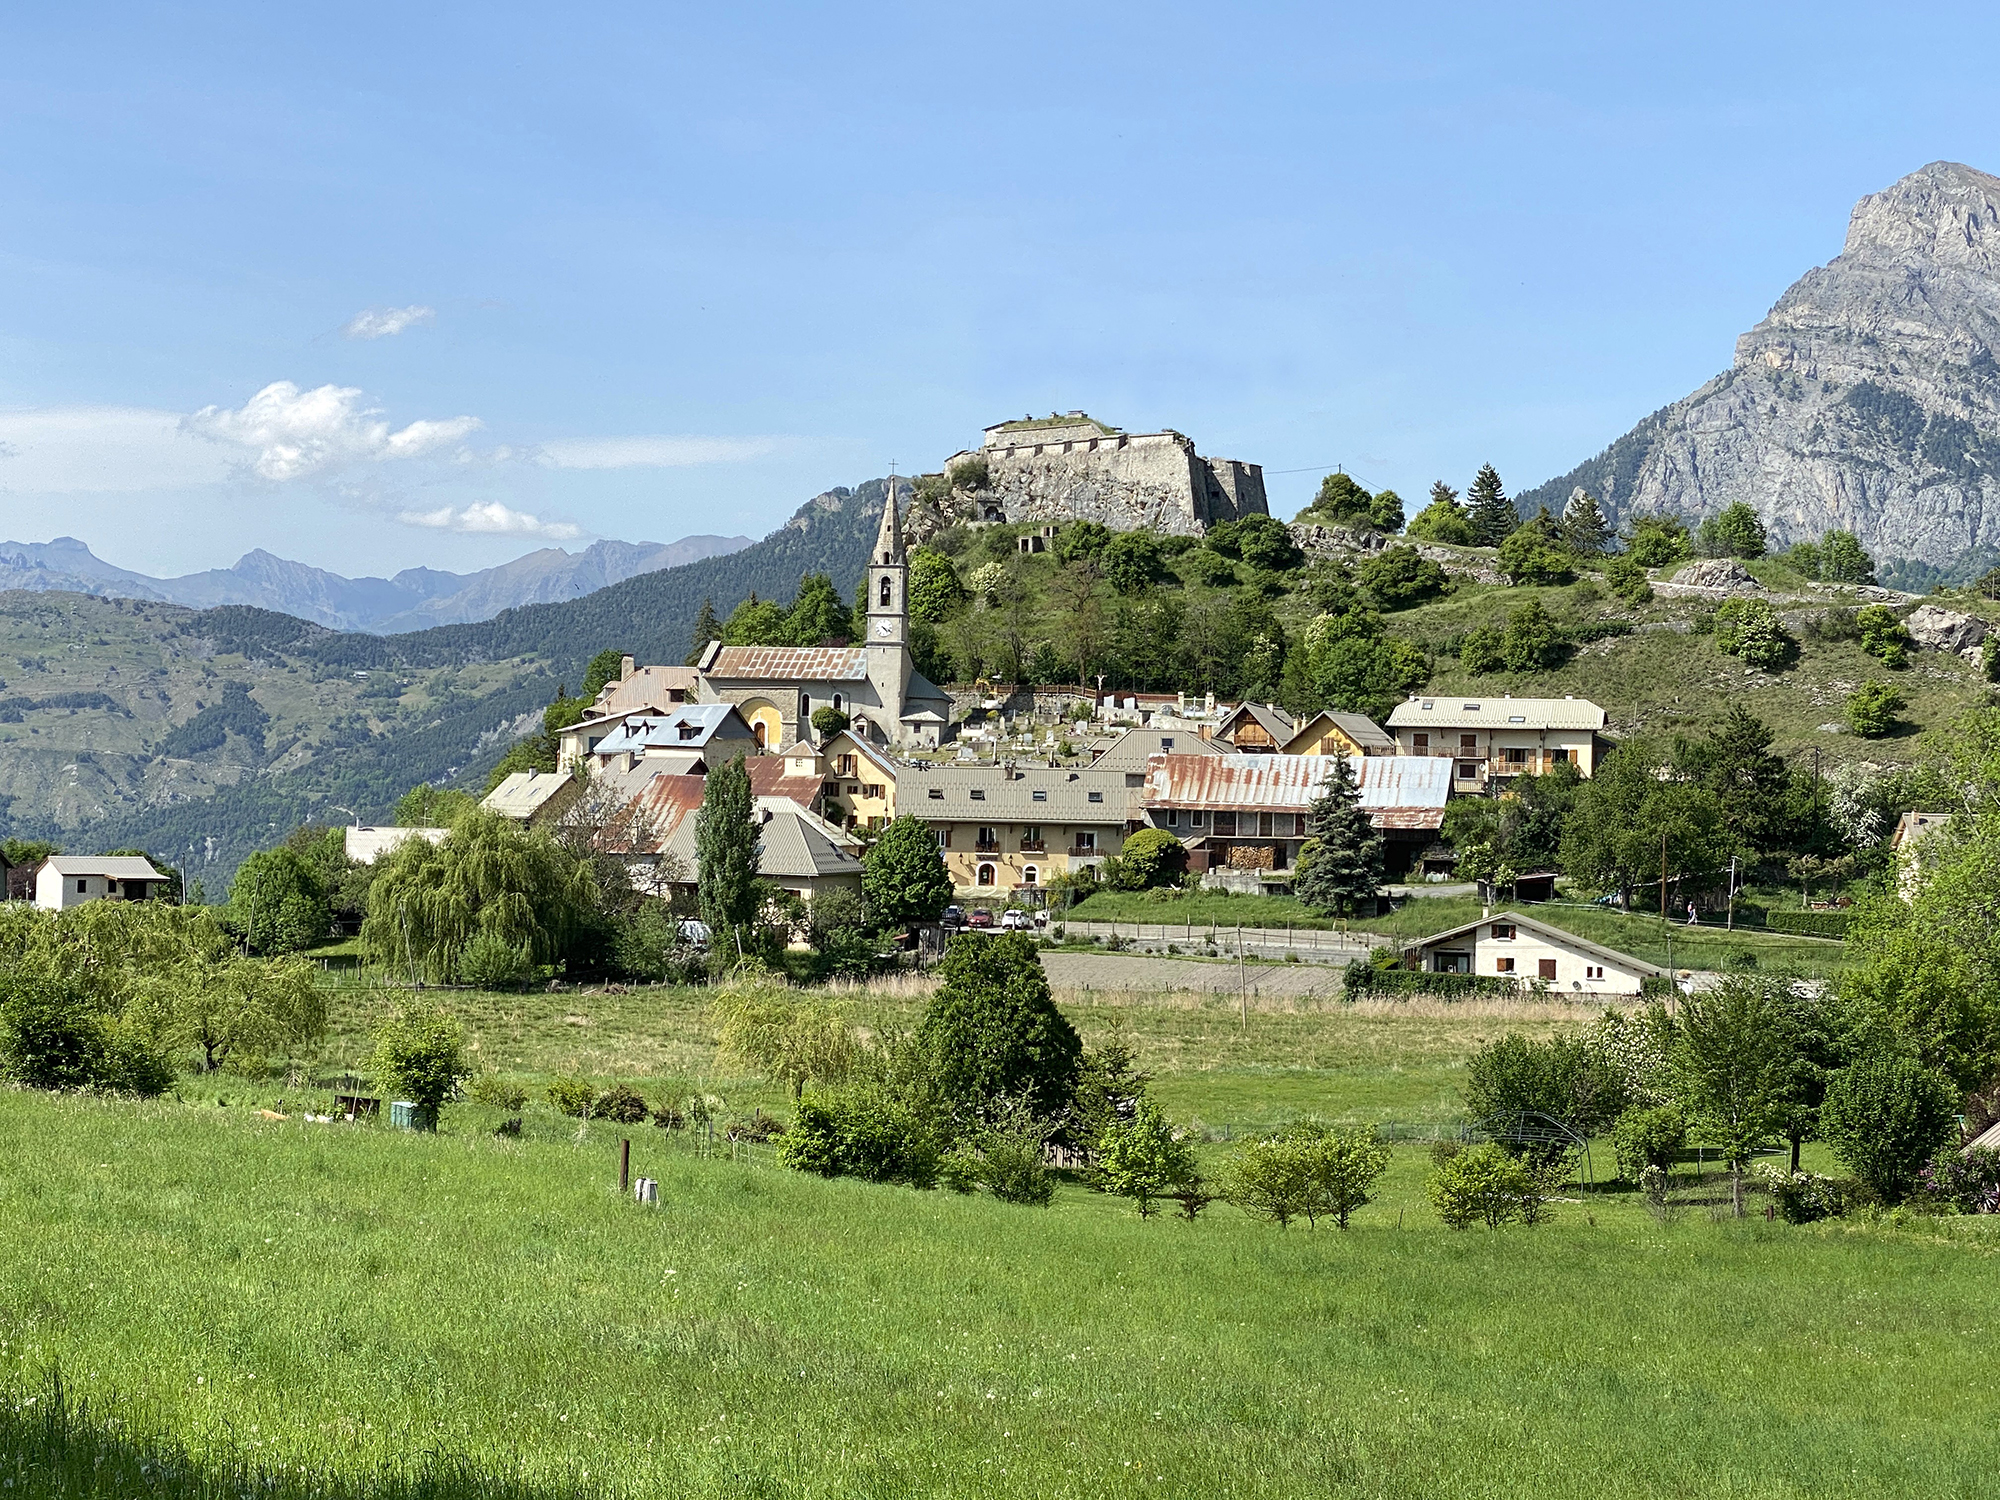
{"left": 0, "top": 979, "right": 109, "bottom": 1091}
{"left": 1763, "top": 908, "right": 1852, "bottom": 938}
{"left": 1342, "top": 962, "right": 1516, "bottom": 1000}
{"left": 466, "top": 1072, "right": 529, "bottom": 1112}
{"left": 1357, "top": 546, "right": 1451, "bottom": 609}
{"left": 1712, "top": 598, "right": 1796, "bottom": 671}
{"left": 978, "top": 1114, "right": 1057, "bottom": 1206}
{"left": 370, "top": 1005, "right": 467, "bottom": 1119}
{"left": 1846, "top": 680, "right": 1906, "bottom": 739}
{"left": 1820, "top": 1055, "right": 1959, "bottom": 1202}
{"left": 1755, "top": 1165, "right": 1846, "bottom": 1224}
{"left": 1107, "top": 829, "right": 1187, "bottom": 890}
{"left": 1429, "top": 1142, "right": 1535, "bottom": 1228}
{"left": 777, "top": 1085, "right": 940, "bottom": 1188}
{"left": 1625, "top": 516, "right": 1693, "bottom": 568}
{"left": 1855, "top": 605, "right": 1911, "bottom": 667}
{"left": 1223, "top": 1122, "right": 1392, "bottom": 1230}
{"left": 1464, "top": 1032, "right": 1629, "bottom": 1142}
{"left": 611, "top": 902, "right": 700, "bottom": 983}
{"left": 1917, "top": 1147, "right": 2000, "bottom": 1214}
{"left": 1499, "top": 600, "right": 1564, "bottom": 671}
{"left": 1496, "top": 529, "right": 1573, "bottom": 586}
{"left": 810, "top": 706, "right": 850, "bottom": 738}
{"left": 1459, "top": 626, "right": 1505, "bottom": 675}
{"left": 596, "top": 1083, "right": 649, "bottom": 1124}
{"left": 1611, "top": 1105, "right": 1686, "bottom": 1183}
{"left": 457, "top": 929, "right": 534, "bottom": 990}
{"left": 1696, "top": 502, "right": 1767, "bottom": 559}
{"left": 1604, "top": 554, "right": 1653, "bottom": 603}
{"left": 547, "top": 1075, "right": 597, "bottom": 1117}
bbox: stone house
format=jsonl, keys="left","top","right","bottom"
{"left": 1384, "top": 694, "right": 1608, "bottom": 794}
{"left": 1402, "top": 910, "right": 1660, "bottom": 996}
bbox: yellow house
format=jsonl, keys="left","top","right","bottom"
{"left": 1385, "top": 694, "right": 1608, "bottom": 793}
{"left": 912, "top": 764, "right": 1133, "bottom": 894}
{"left": 818, "top": 730, "right": 901, "bottom": 831}
{"left": 1280, "top": 709, "right": 1396, "bottom": 757}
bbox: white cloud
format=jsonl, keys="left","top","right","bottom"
{"left": 535, "top": 435, "right": 781, "bottom": 469}
{"left": 396, "top": 501, "right": 582, "bottom": 540}
{"left": 343, "top": 305, "right": 436, "bottom": 339}
{"left": 0, "top": 406, "right": 238, "bottom": 492}
{"left": 185, "top": 382, "right": 482, "bottom": 481}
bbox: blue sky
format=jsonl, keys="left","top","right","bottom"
{"left": 5, "top": 2, "right": 2000, "bottom": 579}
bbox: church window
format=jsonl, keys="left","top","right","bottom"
{"left": 832, "top": 694, "right": 843, "bottom": 712}
{"left": 879, "top": 577, "right": 893, "bottom": 607}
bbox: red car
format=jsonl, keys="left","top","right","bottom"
{"left": 967, "top": 908, "right": 996, "bottom": 929}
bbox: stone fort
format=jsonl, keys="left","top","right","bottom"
{"left": 928, "top": 413, "right": 1268, "bottom": 537}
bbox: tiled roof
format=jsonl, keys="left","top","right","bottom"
{"left": 1386, "top": 695, "right": 1606, "bottom": 731}
{"left": 595, "top": 665, "right": 700, "bottom": 712}
{"left": 708, "top": 646, "right": 870, "bottom": 682}
{"left": 1145, "top": 754, "right": 1451, "bottom": 812}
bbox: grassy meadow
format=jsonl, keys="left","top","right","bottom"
{"left": 7, "top": 976, "right": 1999, "bottom": 1497}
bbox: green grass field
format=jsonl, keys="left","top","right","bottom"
{"left": 6, "top": 978, "right": 1996, "bottom": 1497}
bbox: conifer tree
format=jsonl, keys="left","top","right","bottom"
{"left": 1465, "top": 464, "right": 1517, "bottom": 547}
{"left": 695, "top": 754, "right": 761, "bottom": 950}
{"left": 1293, "top": 756, "right": 1383, "bottom": 917}
{"left": 1560, "top": 489, "right": 1613, "bottom": 556}
{"left": 685, "top": 597, "right": 724, "bottom": 666}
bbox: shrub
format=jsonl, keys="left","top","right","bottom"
{"left": 1763, "top": 909, "right": 1852, "bottom": 938}
{"left": 1755, "top": 1165, "right": 1846, "bottom": 1224}
{"left": 1604, "top": 554, "right": 1652, "bottom": 603}
{"left": 1223, "top": 1122, "right": 1391, "bottom": 1229}
{"left": 457, "top": 929, "right": 534, "bottom": 990}
{"left": 1712, "top": 598, "right": 1795, "bottom": 671}
{"left": 596, "top": 1084, "right": 649, "bottom": 1124}
{"left": 650, "top": 1098, "right": 686, "bottom": 1130}
{"left": 1464, "top": 1032, "right": 1629, "bottom": 1142}
{"left": 1107, "top": 829, "right": 1187, "bottom": 890}
{"left": 1342, "top": 962, "right": 1516, "bottom": 1000}
{"left": 727, "top": 1109, "right": 784, "bottom": 1143}
{"left": 979, "top": 1116, "right": 1057, "bottom": 1206}
{"left": 1459, "top": 626, "right": 1505, "bottom": 675}
{"left": 370, "top": 1005, "right": 466, "bottom": 1120}
{"left": 1846, "top": 680, "right": 1906, "bottom": 739}
{"left": 1357, "top": 546, "right": 1451, "bottom": 609}
{"left": 1499, "top": 600, "right": 1564, "bottom": 671}
{"left": 1820, "top": 1056, "right": 1959, "bottom": 1202}
{"left": 1696, "top": 502, "right": 1768, "bottom": 559}
{"left": 0, "top": 978, "right": 109, "bottom": 1091}
{"left": 1625, "top": 515, "right": 1693, "bottom": 567}
{"left": 777, "top": 1085, "right": 940, "bottom": 1188}
{"left": 1429, "top": 1142, "right": 1535, "bottom": 1228}
{"left": 611, "top": 902, "right": 700, "bottom": 984}
{"left": 1917, "top": 1147, "right": 2000, "bottom": 1214}
{"left": 1611, "top": 1104, "right": 1687, "bottom": 1183}
{"left": 917, "top": 933, "right": 1082, "bottom": 1122}
{"left": 1496, "top": 529, "right": 1573, "bottom": 586}
{"left": 947, "top": 455, "right": 989, "bottom": 491}
{"left": 547, "top": 1074, "right": 597, "bottom": 1117}
{"left": 1855, "top": 605, "right": 1911, "bottom": 667}
{"left": 1096, "top": 1097, "right": 1196, "bottom": 1218}
{"left": 810, "top": 706, "right": 850, "bottom": 738}
{"left": 466, "top": 1072, "right": 529, "bottom": 1112}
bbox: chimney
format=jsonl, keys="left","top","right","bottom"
{"left": 620, "top": 654, "right": 635, "bottom": 681}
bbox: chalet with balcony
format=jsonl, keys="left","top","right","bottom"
{"left": 1385, "top": 694, "right": 1607, "bottom": 793}
{"left": 1279, "top": 709, "right": 1396, "bottom": 758}
{"left": 1213, "top": 702, "right": 1294, "bottom": 753}
{"left": 1139, "top": 753, "right": 1452, "bottom": 879}
{"left": 915, "top": 764, "right": 1132, "bottom": 894}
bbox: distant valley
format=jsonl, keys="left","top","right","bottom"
{"left": 0, "top": 532, "right": 753, "bottom": 634}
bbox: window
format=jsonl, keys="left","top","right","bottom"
{"left": 1585, "top": 965, "right": 1604, "bottom": 980}
{"left": 1075, "top": 831, "right": 1096, "bottom": 851}
{"left": 836, "top": 754, "right": 856, "bottom": 776}
{"left": 678, "top": 723, "right": 701, "bottom": 740}
{"left": 1124, "top": 773, "right": 1144, "bottom": 787}
{"left": 879, "top": 577, "right": 893, "bottom": 607}
{"left": 832, "top": 694, "right": 844, "bottom": 712}
{"left": 1022, "top": 866, "right": 1039, "bottom": 885}
{"left": 928, "top": 787, "right": 943, "bottom": 800}
{"left": 1506, "top": 747, "right": 1528, "bottom": 765}
{"left": 845, "top": 784, "right": 860, "bottom": 796}
{"left": 1161, "top": 736, "right": 1174, "bottom": 751}
{"left": 1490, "top": 923, "right": 1515, "bottom": 939}
{"left": 1032, "top": 789, "right": 1047, "bottom": 802}
{"left": 799, "top": 694, "right": 810, "bottom": 719}
{"left": 76, "top": 879, "right": 87, "bottom": 894}
{"left": 1088, "top": 791, "right": 1104, "bottom": 803}
{"left": 1495, "top": 957, "right": 1515, "bottom": 974}
{"left": 865, "top": 784, "right": 883, "bottom": 799}
{"left": 936, "top": 828, "right": 952, "bottom": 849}
{"left": 1538, "top": 959, "right": 1558, "bottom": 981}
{"left": 977, "top": 864, "right": 996, "bottom": 885}
{"left": 1508, "top": 714, "right": 1526, "bottom": 724}
{"left": 1460, "top": 734, "right": 1478, "bottom": 750}
{"left": 1214, "top": 811, "right": 1237, "bottom": 836}
{"left": 977, "top": 826, "right": 997, "bottom": 848}
{"left": 1022, "top": 826, "right": 1043, "bottom": 846}
{"left": 970, "top": 788, "right": 986, "bottom": 801}
{"left": 1463, "top": 703, "right": 1481, "bottom": 712}
{"left": 1421, "top": 700, "right": 1434, "bottom": 710}
{"left": 1191, "top": 809, "right": 1206, "bottom": 828}
{"left": 1166, "top": 808, "right": 1180, "bottom": 827}
{"left": 1258, "top": 812, "right": 1273, "bottom": 838}
{"left": 1458, "top": 763, "right": 1480, "bottom": 780}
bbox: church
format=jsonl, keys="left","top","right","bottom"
{"left": 692, "top": 485, "right": 954, "bottom": 751}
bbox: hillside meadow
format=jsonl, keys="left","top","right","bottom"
{"left": 7, "top": 977, "right": 2000, "bottom": 1497}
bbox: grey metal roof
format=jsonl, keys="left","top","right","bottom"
{"left": 480, "top": 770, "right": 574, "bottom": 819}
{"left": 41, "top": 855, "right": 168, "bottom": 880}
{"left": 1320, "top": 711, "right": 1398, "bottom": 753}
{"left": 908, "top": 764, "right": 1131, "bottom": 823}
{"left": 1405, "top": 909, "right": 1663, "bottom": 976}
{"left": 591, "top": 704, "right": 751, "bottom": 754}
{"left": 1217, "top": 702, "right": 1295, "bottom": 743}
{"left": 1091, "top": 727, "right": 1235, "bottom": 771}
{"left": 1387, "top": 695, "right": 1606, "bottom": 731}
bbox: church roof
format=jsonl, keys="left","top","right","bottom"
{"left": 707, "top": 645, "right": 870, "bottom": 682}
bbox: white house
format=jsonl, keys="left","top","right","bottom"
{"left": 34, "top": 855, "right": 172, "bottom": 911}
{"left": 1386, "top": 694, "right": 1608, "bottom": 794}
{"left": 1402, "top": 910, "right": 1660, "bottom": 996}
{"left": 343, "top": 826, "right": 451, "bottom": 864}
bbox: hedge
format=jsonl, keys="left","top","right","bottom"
{"left": 1343, "top": 962, "right": 1520, "bottom": 1001}
{"left": 1762, "top": 908, "right": 1851, "bottom": 939}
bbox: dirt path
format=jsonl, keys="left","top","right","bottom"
{"left": 1039, "top": 950, "right": 1350, "bottom": 998}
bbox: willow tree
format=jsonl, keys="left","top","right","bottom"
{"left": 360, "top": 810, "right": 597, "bottom": 983}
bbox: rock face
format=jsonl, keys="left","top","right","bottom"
{"left": 1671, "top": 558, "right": 1761, "bottom": 589}
{"left": 1902, "top": 602, "right": 1989, "bottom": 656}
{"left": 1518, "top": 162, "right": 2000, "bottom": 579}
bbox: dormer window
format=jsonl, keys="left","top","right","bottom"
{"left": 970, "top": 788, "right": 985, "bottom": 800}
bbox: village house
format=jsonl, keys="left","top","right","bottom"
{"left": 914, "top": 763, "right": 1133, "bottom": 894}
{"left": 1401, "top": 910, "right": 1660, "bottom": 996}
{"left": 601, "top": 773, "right": 864, "bottom": 905}
{"left": 1891, "top": 810, "right": 1954, "bottom": 898}
{"left": 343, "top": 826, "right": 450, "bottom": 863}
{"left": 1138, "top": 753, "right": 1452, "bottom": 880}
{"left": 481, "top": 769, "right": 576, "bottom": 826}
{"left": 1280, "top": 709, "right": 1397, "bottom": 757}
{"left": 577, "top": 702, "right": 761, "bottom": 775}
{"left": 33, "top": 855, "right": 173, "bottom": 911}
{"left": 1212, "top": 702, "right": 1294, "bottom": 753}
{"left": 1384, "top": 694, "right": 1608, "bottom": 793}
{"left": 815, "top": 729, "right": 901, "bottom": 830}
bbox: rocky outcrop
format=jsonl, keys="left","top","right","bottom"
{"left": 1288, "top": 523, "right": 1506, "bottom": 585}
{"left": 1517, "top": 162, "right": 2000, "bottom": 578}
{"left": 1671, "top": 558, "right": 1761, "bottom": 590}
{"left": 1903, "top": 603, "right": 1989, "bottom": 656}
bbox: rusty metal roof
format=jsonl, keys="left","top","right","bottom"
{"left": 708, "top": 645, "right": 870, "bottom": 682}
{"left": 747, "top": 755, "right": 824, "bottom": 809}
{"left": 1145, "top": 753, "right": 1451, "bottom": 811}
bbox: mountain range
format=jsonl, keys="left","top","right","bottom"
{"left": 0, "top": 532, "right": 753, "bottom": 633}
{"left": 1519, "top": 160, "right": 2000, "bottom": 588}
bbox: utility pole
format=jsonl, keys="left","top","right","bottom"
{"left": 1659, "top": 829, "right": 1668, "bottom": 927}
{"left": 1726, "top": 855, "right": 1738, "bottom": 931}
{"left": 1237, "top": 924, "right": 1246, "bottom": 1030}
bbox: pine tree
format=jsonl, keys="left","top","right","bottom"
{"left": 685, "top": 597, "right": 724, "bottom": 666}
{"left": 1560, "top": 488, "right": 1613, "bottom": 556}
{"left": 1292, "top": 756, "right": 1383, "bottom": 917}
{"left": 695, "top": 753, "right": 761, "bottom": 950}
{"left": 1465, "top": 464, "right": 1517, "bottom": 547}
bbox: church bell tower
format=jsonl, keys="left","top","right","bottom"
{"left": 864, "top": 479, "right": 911, "bottom": 742}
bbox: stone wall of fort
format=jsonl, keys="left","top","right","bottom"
{"left": 938, "top": 426, "right": 1267, "bottom": 536}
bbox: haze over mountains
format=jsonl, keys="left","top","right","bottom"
{"left": 0, "top": 532, "right": 752, "bottom": 633}
{"left": 1520, "top": 161, "right": 2000, "bottom": 587}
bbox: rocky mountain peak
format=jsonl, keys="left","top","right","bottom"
{"left": 1841, "top": 161, "right": 2000, "bottom": 272}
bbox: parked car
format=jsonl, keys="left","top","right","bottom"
{"left": 677, "top": 918, "right": 713, "bottom": 950}
{"left": 941, "top": 905, "right": 966, "bottom": 929}
{"left": 967, "top": 908, "right": 996, "bottom": 929}
{"left": 1000, "top": 908, "right": 1028, "bottom": 931}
